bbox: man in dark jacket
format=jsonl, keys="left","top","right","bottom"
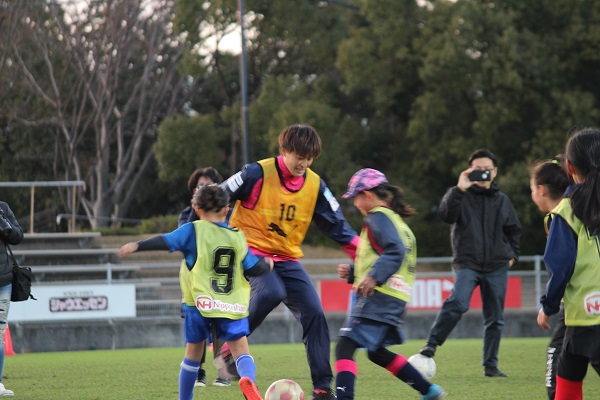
{"left": 419, "top": 149, "right": 522, "bottom": 378}
{"left": 0, "top": 201, "right": 23, "bottom": 396}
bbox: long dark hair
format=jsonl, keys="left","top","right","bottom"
{"left": 369, "top": 184, "right": 416, "bottom": 219}
{"left": 565, "top": 128, "right": 600, "bottom": 234}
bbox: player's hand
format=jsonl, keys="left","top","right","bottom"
{"left": 337, "top": 264, "right": 350, "bottom": 279}
{"left": 357, "top": 275, "right": 377, "bottom": 297}
{"left": 264, "top": 257, "right": 274, "bottom": 271}
{"left": 537, "top": 308, "right": 551, "bottom": 330}
{"left": 118, "top": 242, "right": 138, "bottom": 257}
{"left": 457, "top": 168, "right": 474, "bottom": 192}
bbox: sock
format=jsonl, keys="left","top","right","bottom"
{"left": 236, "top": 354, "right": 257, "bottom": 382}
{"left": 555, "top": 375, "right": 583, "bottom": 400}
{"left": 179, "top": 358, "right": 200, "bottom": 400}
{"left": 335, "top": 359, "right": 357, "bottom": 400}
{"left": 386, "top": 354, "right": 431, "bottom": 395}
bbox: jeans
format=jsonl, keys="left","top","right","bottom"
{"left": 426, "top": 265, "right": 508, "bottom": 367}
{"left": 0, "top": 284, "right": 11, "bottom": 382}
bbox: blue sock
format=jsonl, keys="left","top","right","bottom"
{"left": 179, "top": 358, "right": 200, "bottom": 400}
{"left": 235, "top": 354, "right": 256, "bottom": 382}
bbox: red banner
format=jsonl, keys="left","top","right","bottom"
{"left": 319, "top": 277, "right": 522, "bottom": 312}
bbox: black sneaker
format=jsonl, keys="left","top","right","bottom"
{"left": 311, "top": 388, "right": 336, "bottom": 399}
{"left": 484, "top": 366, "right": 508, "bottom": 377}
{"left": 194, "top": 368, "right": 207, "bottom": 387}
{"left": 420, "top": 343, "right": 437, "bottom": 358}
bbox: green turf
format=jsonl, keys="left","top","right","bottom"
{"left": 3, "top": 338, "right": 599, "bottom": 399}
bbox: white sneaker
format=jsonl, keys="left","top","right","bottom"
{"left": 0, "top": 383, "right": 14, "bottom": 396}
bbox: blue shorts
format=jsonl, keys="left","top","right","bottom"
{"left": 183, "top": 305, "right": 250, "bottom": 344}
{"left": 338, "top": 317, "right": 404, "bottom": 352}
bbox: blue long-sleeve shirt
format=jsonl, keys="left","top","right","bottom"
{"left": 540, "top": 185, "right": 578, "bottom": 316}
{"left": 138, "top": 222, "right": 262, "bottom": 273}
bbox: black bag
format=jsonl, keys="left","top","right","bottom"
{"left": 7, "top": 245, "right": 35, "bottom": 302}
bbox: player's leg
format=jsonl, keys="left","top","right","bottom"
{"left": 555, "top": 325, "right": 600, "bottom": 400}
{"left": 212, "top": 336, "right": 231, "bottom": 386}
{"left": 247, "top": 265, "right": 287, "bottom": 332}
{"left": 480, "top": 265, "right": 508, "bottom": 376}
{"left": 280, "top": 260, "right": 334, "bottom": 399}
{"left": 546, "top": 307, "right": 566, "bottom": 399}
{"left": 334, "top": 336, "right": 360, "bottom": 400}
{"left": 555, "top": 350, "right": 588, "bottom": 400}
{"left": 219, "top": 318, "right": 261, "bottom": 400}
{"left": 180, "top": 342, "right": 205, "bottom": 400}
{"left": 179, "top": 305, "right": 210, "bottom": 400}
{"left": 215, "top": 268, "right": 287, "bottom": 380}
{"left": 421, "top": 267, "right": 478, "bottom": 357}
{"left": 210, "top": 323, "right": 230, "bottom": 386}
{"left": 195, "top": 341, "right": 207, "bottom": 387}
{"left": 367, "top": 347, "right": 446, "bottom": 399}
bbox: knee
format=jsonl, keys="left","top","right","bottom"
{"left": 444, "top": 298, "right": 469, "bottom": 314}
{"left": 254, "top": 284, "right": 286, "bottom": 305}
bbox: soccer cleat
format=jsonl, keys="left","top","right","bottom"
{"left": 311, "top": 388, "right": 336, "bottom": 400}
{"left": 194, "top": 368, "right": 207, "bottom": 387}
{"left": 212, "top": 377, "right": 231, "bottom": 387}
{"left": 238, "top": 376, "right": 262, "bottom": 400}
{"left": 422, "top": 384, "right": 447, "bottom": 400}
{"left": 484, "top": 366, "right": 508, "bottom": 377}
{"left": 420, "top": 343, "right": 437, "bottom": 358}
{"left": 0, "top": 383, "right": 14, "bottom": 397}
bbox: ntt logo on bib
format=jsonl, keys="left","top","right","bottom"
{"left": 584, "top": 292, "right": 600, "bottom": 315}
{"left": 196, "top": 295, "right": 213, "bottom": 311}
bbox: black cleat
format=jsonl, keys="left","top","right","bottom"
{"left": 420, "top": 344, "right": 437, "bottom": 358}
{"left": 484, "top": 366, "right": 508, "bottom": 377}
{"left": 311, "top": 388, "right": 336, "bottom": 399}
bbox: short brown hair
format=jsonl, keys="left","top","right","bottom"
{"left": 186, "top": 167, "right": 223, "bottom": 195}
{"left": 278, "top": 124, "right": 322, "bottom": 159}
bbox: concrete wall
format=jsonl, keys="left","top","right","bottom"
{"left": 8, "top": 309, "right": 552, "bottom": 353}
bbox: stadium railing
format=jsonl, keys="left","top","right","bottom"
{"left": 22, "top": 254, "right": 545, "bottom": 320}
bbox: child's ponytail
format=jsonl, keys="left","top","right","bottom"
{"left": 372, "top": 184, "right": 417, "bottom": 219}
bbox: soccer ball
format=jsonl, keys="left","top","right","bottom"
{"left": 408, "top": 353, "right": 436, "bottom": 379}
{"left": 264, "top": 379, "right": 305, "bottom": 400}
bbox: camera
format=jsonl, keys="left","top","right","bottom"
{"left": 0, "top": 210, "right": 12, "bottom": 236}
{"left": 468, "top": 169, "right": 492, "bottom": 182}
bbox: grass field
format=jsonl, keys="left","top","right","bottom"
{"left": 4, "top": 338, "right": 600, "bottom": 399}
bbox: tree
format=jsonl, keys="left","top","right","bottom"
{"left": 4, "top": 0, "right": 190, "bottom": 228}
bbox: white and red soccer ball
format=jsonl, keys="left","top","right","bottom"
{"left": 264, "top": 379, "right": 305, "bottom": 400}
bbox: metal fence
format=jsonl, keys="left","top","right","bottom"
{"left": 30, "top": 255, "right": 547, "bottom": 320}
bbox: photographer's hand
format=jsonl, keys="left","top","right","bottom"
{"left": 457, "top": 168, "right": 474, "bottom": 192}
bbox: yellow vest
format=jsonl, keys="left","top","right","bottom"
{"left": 551, "top": 199, "right": 600, "bottom": 326}
{"left": 229, "top": 158, "right": 320, "bottom": 258}
{"left": 179, "top": 220, "right": 251, "bottom": 319}
{"left": 354, "top": 206, "right": 416, "bottom": 302}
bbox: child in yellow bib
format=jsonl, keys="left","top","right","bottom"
{"left": 537, "top": 128, "right": 600, "bottom": 400}
{"left": 335, "top": 168, "right": 446, "bottom": 400}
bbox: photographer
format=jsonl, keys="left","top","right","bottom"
{"left": 0, "top": 201, "right": 23, "bottom": 396}
{"left": 419, "top": 149, "right": 522, "bottom": 378}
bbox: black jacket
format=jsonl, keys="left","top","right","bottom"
{"left": 0, "top": 202, "right": 24, "bottom": 286}
{"left": 438, "top": 183, "right": 522, "bottom": 272}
